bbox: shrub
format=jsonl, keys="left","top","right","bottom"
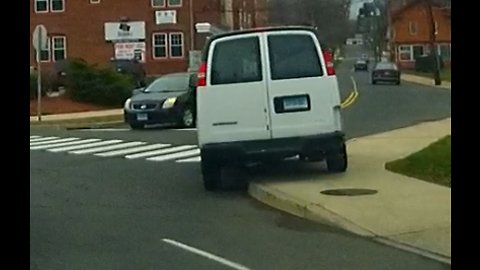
{"left": 30, "top": 72, "right": 51, "bottom": 100}
{"left": 415, "top": 54, "right": 445, "bottom": 72}
{"left": 64, "top": 59, "right": 135, "bottom": 107}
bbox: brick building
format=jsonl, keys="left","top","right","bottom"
{"left": 387, "top": 0, "right": 451, "bottom": 69}
{"left": 30, "top": 0, "right": 268, "bottom": 76}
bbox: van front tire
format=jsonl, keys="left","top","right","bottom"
{"left": 327, "top": 144, "right": 348, "bottom": 173}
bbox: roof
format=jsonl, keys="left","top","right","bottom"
{"left": 209, "top": 26, "right": 317, "bottom": 41}
{"left": 391, "top": 0, "right": 451, "bottom": 22}
{"left": 201, "top": 26, "right": 318, "bottom": 61}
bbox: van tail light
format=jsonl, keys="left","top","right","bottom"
{"left": 197, "top": 62, "right": 207, "bottom": 87}
{"left": 323, "top": 51, "right": 336, "bottom": 76}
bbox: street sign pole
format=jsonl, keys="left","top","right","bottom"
{"left": 36, "top": 27, "right": 43, "bottom": 122}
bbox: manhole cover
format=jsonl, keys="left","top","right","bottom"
{"left": 320, "top": 188, "right": 378, "bottom": 196}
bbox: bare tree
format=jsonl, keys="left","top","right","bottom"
{"left": 268, "top": 0, "right": 352, "bottom": 48}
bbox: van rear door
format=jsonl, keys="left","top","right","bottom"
{"left": 264, "top": 31, "right": 341, "bottom": 139}
{"left": 197, "top": 34, "right": 270, "bottom": 145}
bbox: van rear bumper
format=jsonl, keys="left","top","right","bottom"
{"left": 200, "top": 131, "right": 345, "bottom": 163}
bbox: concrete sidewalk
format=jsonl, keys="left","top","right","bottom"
{"left": 401, "top": 74, "right": 451, "bottom": 90}
{"left": 30, "top": 109, "right": 123, "bottom": 122}
{"left": 248, "top": 118, "right": 451, "bottom": 264}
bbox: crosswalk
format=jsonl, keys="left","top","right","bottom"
{"left": 30, "top": 135, "right": 202, "bottom": 163}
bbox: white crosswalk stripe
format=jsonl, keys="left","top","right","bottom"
{"left": 147, "top": 149, "right": 201, "bottom": 162}
{"left": 30, "top": 136, "right": 59, "bottom": 143}
{"left": 176, "top": 156, "right": 202, "bottom": 163}
{"left": 70, "top": 141, "right": 147, "bottom": 155}
{"left": 30, "top": 136, "right": 201, "bottom": 163}
{"left": 30, "top": 138, "right": 80, "bottom": 146}
{"left": 48, "top": 140, "right": 123, "bottom": 153}
{"left": 95, "top": 143, "right": 171, "bottom": 157}
{"left": 30, "top": 139, "right": 102, "bottom": 150}
{"left": 125, "top": 145, "right": 197, "bottom": 159}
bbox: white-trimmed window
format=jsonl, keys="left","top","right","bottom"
{"left": 50, "top": 0, "right": 65, "bottom": 12}
{"left": 34, "top": 0, "right": 49, "bottom": 13}
{"left": 152, "top": 0, "right": 166, "bottom": 7}
{"left": 412, "top": 45, "right": 425, "bottom": 60}
{"left": 398, "top": 45, "right": 412, "bottom": 61}
{"left": 168, "top": 0, "right": 182, "bottom": 7}
{"left": 437, "top": 43, "right": 451, "bottom": 60}
{"left": 153, "top": 33, "right": 167, "bottom": 59}
{"left": 409, "top": 21, "right": 417, "bottom": 35}
{"left": 52, "top": 36, "right": 67, "bottom": 61}
{"left": 37, "top": 38, "right": 51, "bottom": 62}
{"left": 169, "top": 32, "right": 184, "bottom": 58}
{"left": 90, "top": 0, "right": 101, "bottom": 4}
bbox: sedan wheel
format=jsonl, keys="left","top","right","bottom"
{"left": 181, "top": 108, "right": 195, "bottom": 128}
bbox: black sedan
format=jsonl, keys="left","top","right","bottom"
{"left": 371, "top": 62, "right": 401, "bottom": 85}
{"left": 124, "top": 72, "right": 197, "bottom": 129}
{"left": 354, "top": 59, "right": 368, "bottom": 71}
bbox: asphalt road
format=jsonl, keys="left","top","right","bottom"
{"left": 30, "top": 45, "right": 451, "bottom": 270}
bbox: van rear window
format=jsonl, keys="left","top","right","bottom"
{"left": 268, "top": 34, "right": 323, "bottom": 80}
{"left": 211, "top": 37, "right": 262, "bottom": 85}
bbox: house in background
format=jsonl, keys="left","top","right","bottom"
{"left": 387, "top": 0, "right": 450, "bottom": 69}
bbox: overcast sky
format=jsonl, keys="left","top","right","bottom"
{"left": 350, "top": 0, "right": 374, "bottom": 19}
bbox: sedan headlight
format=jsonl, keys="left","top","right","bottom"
{"left": 124, "top": 98, "right": 132, "bottom": 110}
{"left": 162, "top": 97, "right": 177, "bottom": 109}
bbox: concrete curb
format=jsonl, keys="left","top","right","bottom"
{"left": 248, "top": 182, "right": 375, "bottom": 237}
{"left": 248, "top": 182, "right": 451, "bottom": 265}
{"left": 30, "top": 120, "right": 124, "bottom": 129}
{"left": 29, "top": 109, "right": 123, "bottom": 123}
{"left": 401, "top": 74, "right": 451, "bottom": 90}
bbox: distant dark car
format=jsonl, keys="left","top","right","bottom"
{"left": 371, "top": 62, "right": 401, "bottom": 85}
{"left": 354, "top": 59, "right": 368, "bottom": 71}
{"left": 123, "top": 72, "right": 197, "bottom": 129}
{"left": 111, "top": 59, "right": 147, "bottom": 88}
{"left": 361, "top": 53, "right": 370, "bottom": 64}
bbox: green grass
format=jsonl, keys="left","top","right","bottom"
{"left": 406, "top": 68, "right": 451, "bottom": 82}
{"left": 385, "top": 135, "right": 451, "bottom": 187}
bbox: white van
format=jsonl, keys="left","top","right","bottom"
{"left": 196, "top": 26, "right": 347, "bottom": 190}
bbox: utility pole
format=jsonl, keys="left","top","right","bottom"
{"left": 424, "top": 0, "right": 442, "bottom": 85}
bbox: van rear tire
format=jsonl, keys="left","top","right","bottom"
{"left": 201, "top": 158, "right": 222, "bottom": 191}
{"left": 327, "top": 143, "right": 348, "bottom": 173}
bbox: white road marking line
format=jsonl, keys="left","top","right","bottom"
{"left": 30, "top": 139, "right": 102, "bottom": 150}
{"left": 82, "top": 128, "right": 131, "bottom": 132}
{"left": 172, "top": 128, "right": 197, "bottom": 131}
{"left": 30, "top": 135, "right": 41, "bottom": 139}
{"left": 125, "top": 145, "right": 197, "bottom": 159}
{"left": 48, "top": 140, "right": 123, "bottom": 153}
{"left": 94, "top": 143, "right": 171, "bottom": 157}
{"left": 30, "top": 138, "right": 80, "bottom": 146}
{"left": 29, "top": 136, "right": 59, "bottom": 143}
{"left": 176, "top": 156, "right": 202, "bottom": 163}
{"left": 70, "top": 141, "right": 147, "bottom": 155}
{"left": 147, "top": 149, "right": 200, "bottom": 162}
{"left": 162, "top": 238, "right": 251, "bottom": 270}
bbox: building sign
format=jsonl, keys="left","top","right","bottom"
{"left": 155, "top": 10, "right": 177, "bottom": 24}
{"left": 115, "top": 42, "right": 146, "bottom": 62}
{"left": 105, "top": 21, "right": 146, "bottom": 41}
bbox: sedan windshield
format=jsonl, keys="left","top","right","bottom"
{"left": 144, "top": 75, "right": 189, "bottom": 93}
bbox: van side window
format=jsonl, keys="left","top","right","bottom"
{"left": 211, "top": 37, "right": 262, "bottom": 85}
{"left": 268, "top": 34, "right": 323, "bottom": 80}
